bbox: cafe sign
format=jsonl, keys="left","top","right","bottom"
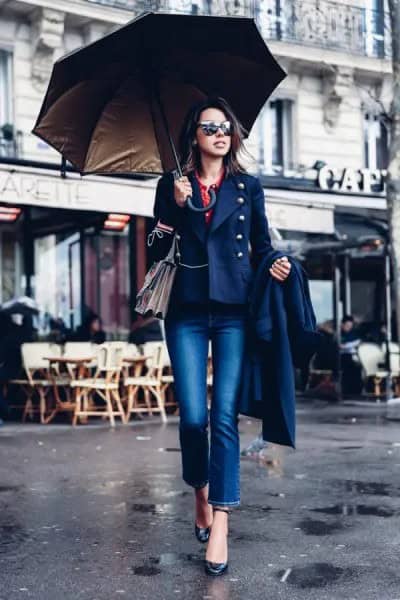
{"left": 0, "top": 165, "right": 155, "bottom": 216}
{"left": 317, "top": 166, "right": 387, "bottom": 194}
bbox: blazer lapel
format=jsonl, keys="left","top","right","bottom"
{"left": 186, "top": 172, "right": 208, "bottom": 245}
{"left": 209, "top": 174, "right": 243, "bottom": 235}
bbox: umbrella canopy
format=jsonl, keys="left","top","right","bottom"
{"left": 32, "top": 12, "right": 286, "bottom": 176}
{"left": 1, "top": 296, "right": 40, "bottom": 316}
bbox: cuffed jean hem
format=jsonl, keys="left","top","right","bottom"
{"left": 208, "top": 499, "right": 240, "bottom": 507}
{"left": 184, "top": 478, "right": 209, "bottom": 490}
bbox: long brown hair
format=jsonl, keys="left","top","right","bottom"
{"left": 178, "top": 96, "right": 250, "bottom": 177}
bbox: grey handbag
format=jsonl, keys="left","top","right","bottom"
{"left": 135, "top": 181, "right": 216, "bottom": 319}
{"left": 135, "top": 233, "right": 179, "bottom": 319}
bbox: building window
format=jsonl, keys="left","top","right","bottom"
{"left": 0, "top": 230, "right": 20, "bottom": 303}
{"left": 365, "top": 0, "right": 385, "bottom": 58}
{"left": 34, "top": 233, "right": 82, "bottom": 332}
{"left": 0, "top": 49, "right": 15, "bottom": 158}
{"left": 256, "top": 0, "right": 287, "bottom": 40}
{"left": 0, "top": 50, "right": 12, "bottom": 124}
{"left": 259, "top": 98, "right": 293, "bottom": 173}
{"left": 167, "top": 0, "right": 194, "bottom": 13}
{"left": 363, "top": 112, "right": 388, "bottom": 170}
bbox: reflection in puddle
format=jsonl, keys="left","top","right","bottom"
{"left": 0, "top": 519, "right": 28, "bottom": 554}
{"left": 241, "top": 444, "right": 285, "bottom": 477}
{"left": 340, "top": 480, "right": 395, "bottom": 497}
{"left": 312, "top": 504, "right": 395, "bottom": 517}
{"left": 298, "top": 518, "right": 344, "bottom": 536}
{"left": 232, "top": 531, "right": 269, "bottom": 542}
{"left": 133, "top": 565, "right": 161, "bottom": 576}
{"left": 205, "top": 576, "right": 233, "bottom": 599}
{"left": 311, "top": 413, "right": 388, "bottom": 426}
{"left": 130, "top": 503, "right": 175, "bottom": 515}
{"left": 240, "top": 504, "right": 278, "bottom": 514}
{"left": 0, "top": 485, "right": 22, "bottom": 493}
{"left": 133, "top": 551, "right": 203, "bottom": 575}
{"left": 277, "top": 562, "right": 352, "bottom": 588}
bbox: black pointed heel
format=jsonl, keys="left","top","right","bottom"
{"left": 204, "top": 507, "right": 231, "bottom": 577}
{"left": 195, "top": 523, "right": 211, "bottom": 543}
{"left": 195, "top": 488, "right": 212, "bottom": 543}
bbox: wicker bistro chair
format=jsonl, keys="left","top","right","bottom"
{"left": 124, "top": 342, "right": 168, "bottom": 423}
{"left": 64, "top": 342, "right": 97, "bottom": 362}
{"left": 380, "top": 341, "right": 400, "bottom": 396}
{"left": 357, "top": 342, "right": 388, "bottom": 397}
{"left": 12, "top": 342, "right": 65, "bottom": 423}
{"left": 71, "top": 343, "right": 126, "bottom": 426}
{"left": 143, "top": 341, "right": 178, "bottom": 414}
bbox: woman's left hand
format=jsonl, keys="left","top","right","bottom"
{"left": 269, "top": 256, "right": 291, "bottom": 282}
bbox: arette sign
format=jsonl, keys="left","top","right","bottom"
{"left": 317, "top": 166, "right": 387, "bottom": 194}
{"left": 0, "top": 166, "right": 154, "bottom": 216}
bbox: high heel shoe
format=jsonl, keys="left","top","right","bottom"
{"left": 204, "top": 507, "right": 231, "bottom": 576}
{"left": 195, "top": 487, "right": 212, "bottom": 543}
{"left": 195, "top": 523, "right": 211, "bottom": 543}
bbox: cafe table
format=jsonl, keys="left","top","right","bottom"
{"left": 43, "top": 356, "right": 95, "bottom": 422}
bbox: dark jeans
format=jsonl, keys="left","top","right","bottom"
{"left": 165, "top": 303, "right": 247, "bottom": 506}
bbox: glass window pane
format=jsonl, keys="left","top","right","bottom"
{"left": 34, "top": 233, "right": 81, "bottom": 333}
{"left": 309, "top": 280, "right": 334, "bottom": 324}
{"left": 1, "top": 231, "right": 17, "bottom": 302}
{"left": 98, "top": 233, "right": 130, "bottom": 339}
{"left": 84, "top": 231, "right": 131, "bottom": 339}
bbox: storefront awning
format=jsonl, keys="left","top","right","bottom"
{"left": 267, "top": 187, "right": 386, "bottom": 211}
{"left": 266, "top": 192, "right": 335, "bottom": 234}
{"left": 0, "top": 164, "right": 156, "bottom": 217}
{"left": 0, "top": 164, "right": 384, "bottom": 237}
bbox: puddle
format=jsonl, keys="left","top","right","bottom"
{"left": 130, "top": 503, "right": 175, "bottom": 515}
{"left": 0, "top": 485, "right": 21, "bottom": 493}
{"left": 148, "top": 552, "right": 203, "bottom": 564}
{"left": 341, "top": 480, "right": 394, "bottom": 497}
{"left": 232, "top": 532, "right": 270, "bottom": 542}
{"left": 133, "top": 565, "right": 162, "bottom": 576}
{"left": 313, "top": 414, "right": 387, "bottom": 426}
{"left": 240, "top": 504, "right": 279, "bottom": 514}
{"left": 312, "top": 504, "right": 395, "bottom": 517}
{"left": 277, "top": 562, "right": 353, "bottom": 588}
{"left": 0, "top": 521, "right": 28, "bottom": 554}
{"left": 133, "top": 551, "right": 203, "bottom": 575}
{"left": 298, "top": 518, "right": 344, "bottom": 536}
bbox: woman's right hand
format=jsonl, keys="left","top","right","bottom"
{"left": 174, "top": 176, "right": 192, "bottom": 208}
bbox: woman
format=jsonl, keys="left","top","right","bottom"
{"left": 74, "top": 313, "right": 106, "bottom": 345}
{"left": 147, "top": 96, "right": 291, "bottom": 575}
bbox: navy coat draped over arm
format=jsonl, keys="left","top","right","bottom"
{"left": 238, "top": 251, "right": 323, "bottom": 449}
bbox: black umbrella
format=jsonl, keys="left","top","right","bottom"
{"left": 32, "top": 12, "right": 286, "bottom": 211}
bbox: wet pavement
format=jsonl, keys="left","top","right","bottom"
{"left": 1, "top": 401, "right": 400, "bottom": 599}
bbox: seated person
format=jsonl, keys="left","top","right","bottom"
{"left": 129, "top": 315, "right": 163, "bottom": 347}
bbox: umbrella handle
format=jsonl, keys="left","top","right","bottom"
{"left": 186, "top": 187, "right": 217, "bottom": 212}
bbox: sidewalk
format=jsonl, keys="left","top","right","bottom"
{"left": 1, "top": 403, "right": 400, "bottom": 599}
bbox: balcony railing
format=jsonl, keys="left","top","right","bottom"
{"left": 255, "top": 0, "right": 390, "bottom": 59}
{"left": 85, "top": 0, "right": 391, "bottom": 59}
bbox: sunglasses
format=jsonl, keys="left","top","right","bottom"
{"left": 197, "top": 120, "right": 232, "bottom": 136}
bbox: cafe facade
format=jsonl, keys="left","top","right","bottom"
{"left": 0, "top": 157, "right": 388, "bottom": 339}
{"left": 0, "top": 0, "right": 392, "bottom": 338}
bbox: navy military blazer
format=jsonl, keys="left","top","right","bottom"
{"left": 147, "top": 170, "right": 273, "bottom": 307}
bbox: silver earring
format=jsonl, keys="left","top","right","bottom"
{"left": 192, "top": 140, "right": 197, "bottom": 146}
